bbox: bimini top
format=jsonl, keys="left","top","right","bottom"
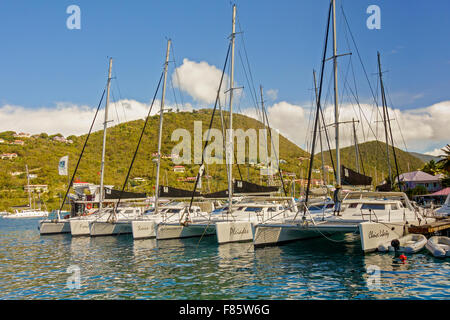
{"left": 342, "top": 191, "right": 413, "bottom": 210}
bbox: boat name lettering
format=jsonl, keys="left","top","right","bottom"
{"left": 230, "top": 226, "right": 249, "bottom": 236}
{"left": 368, "top": 229, "right": 389, "bottom": 239}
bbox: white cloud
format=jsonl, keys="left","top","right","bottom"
{"left": 425, "top": 148, "right": 445, "bottom": 157}
{"left": 0, "top": 96, "right": 448, "bottom": 157}
{"left": 0, "top": 99, "right": 192, "bottom": 137}
{"left": 242, "top": 99, "right": 450, "bottom": 155}
{"left": 172, "top": 58, "right": 229, "bottom": 105}
{"left": 242, "top": 101, "right": 308, "bottom": 147}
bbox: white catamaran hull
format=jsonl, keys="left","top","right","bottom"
{"left": 253, "top": 224, "right": 325, "bottom": 247}
{"left": 90, "top": 221, "right": 132, "bottom": 237}
{"left": 156, "top": 223, "right": 216, "bottom": 240}
{"left": 39, "top": 220, "right": 71, "bottom": 235}
{"left": 132, "top": 220, "right": 157, "bottom": 239}
{"left": 215, "top": 221, "right": 254, "bottom": 244}
{"left": 359, "top": 221, "right": 407, "bottom": 253}
{"left": 70, "top": 219, "right": 92, "bottom": 236}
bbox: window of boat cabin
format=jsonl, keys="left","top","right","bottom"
{"left": 348, "top": 203, "right": 358, "bottom": 209}
{"left": 244, "top": 207, "right": 262, "bottom": 212}
{"left": 326, "top": 203, "right": 334, "bottom": 208}
{"left": 361, "top": 203, "right": 385, "bottom": 210}
{"left": 390, "top": 204, "right": 399, "bottom": 210}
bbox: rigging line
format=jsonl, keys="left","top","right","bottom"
{"left": 58, "top": 88, "right": 107, "bottom": 214}
{"left": 170, "top": 42, "right": 186, "bottom": 108}
{"left": 384, "top": 85, "right": 409, "bottom": 152}
{"left": 343, "top": 24, "right": 366, "bottom": 143}
{"left": 113, "top": 68, "right": 128, "bottom": 123}
{"left": 338, "top": 60, "right": 369, "bottom": 173}
{"left": 238, "top": 49, "right": 260, "bottom": 121}
{"left": 236, "top": 17, "right": 261, "bottom": 119}
{"left": 220, "top": 101, "right": 244, "bottom": 183}
{"left": 341, "top": 14, "right": 363, "bottom": 129}
{"left": 113, "top": 71, "right": 165, "bottom": 213}
{"left": 305, "top": 0, "right": 333, "bottom": 211}
{"left": 187, "top": 43, "right": 231, "bottom": 212}
{"left": 262, "top": 102, "right": 287, "bottom": 196}
{"left": 340, "top": 5, "right": 378, "bottom": 108}
{"left": 110, "top": 89, "right": 121, "bottom": 125}
{"left": 169, "top": 64, "right": 181, "bottom": 112}
{"left": 380, "top": 73, "right": 402, "bottom": 190}
{"left": 304, "top": 90, "right": 315, "bottom": 154}
{"left": 343, "top": 86, "right": 388, "bottom": 172}
{"left": 221, "top": 103, "right": 244, "bottom": 182}
{"left": 338, "top": 51, "right": 353, "bottom": 108}
{"left": 320, "top": 104, "right": 336, "bottom": 181}
{"left": 319, "top": 67, "right": 338, "bottom": 179}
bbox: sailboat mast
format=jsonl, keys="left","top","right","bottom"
{"left": 227, "top": 4, "right": 236, "bottom": 214}
{"left": 352, "top": 118, "right": 360, "bottom": 173}
{"left": 332, "top": 0, "right": 341, "bottom": 187}
{"left": 313, "top": 70, "right": 327, "bottom": 186}
{"left": 260, "top": 85, "right": 271, "bottom": 185}
{"left": 26, "top": 165, "right": 31, "bottom": 209}
{"left": 377, "top": 51, "right": 392, "bottom": 185}
{"left": 154, "top": 39, "right": 171, "bottom": 215}
{"left": 99, "top": 57, "right": 113, "bottom": 211}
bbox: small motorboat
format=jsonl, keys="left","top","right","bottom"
{"left": 425, "top": 236, "right": 450, "bottom": 258}
{"left": 378, "top": 234, "right": 428, "bottom": 254}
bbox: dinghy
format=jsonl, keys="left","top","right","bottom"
{"left": 425, "top": 236, "right": 450, "bottom": 258}
{"left": 378, "top": 234, "right": 427, "bottom": 254}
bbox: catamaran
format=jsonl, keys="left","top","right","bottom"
{"left": 40, "top": 59, "right": 115, "bottom": 235}
{"left": 251, "top": 0, "right": 435, "bottom": 252}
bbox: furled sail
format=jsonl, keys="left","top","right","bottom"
{"left": 202, "top": 189, "right": 229, "bottom": 198}
{"left": 158, "top": 185, "right": 200, "bottom": 198}
{"left": 341, "top": 166, "right": 372, "bottom": 186}
{"left": 233, "top": 180, "right": 279, "bottom": 194}
{"left": 104, "top": 188, "right": 146, "bottom": 199}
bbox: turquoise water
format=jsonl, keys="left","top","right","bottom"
{"left": 0, "top": 217, "right": 449, "bottom": 300}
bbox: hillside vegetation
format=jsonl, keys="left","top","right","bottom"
{"left": 0, "top": 109, "right": 425, "bottom": 211}
{"left": 0, "top": 109, "right": 309, "bottom": 211}
{"left": 316, "top": 140, "right": 425, "bottom": 185}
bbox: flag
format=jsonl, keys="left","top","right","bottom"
{"left": 58, "top": 156, "right": 68, "bottom": 176}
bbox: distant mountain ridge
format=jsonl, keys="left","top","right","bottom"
{"left": 315, "top": 140, "right": 425, "bottom": 185}
{"left": 409, "top": 152, "right": 441, "bottom": 163}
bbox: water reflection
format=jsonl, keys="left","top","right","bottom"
{"left": 0, "top": 218, "right": 449, "bottom": 300}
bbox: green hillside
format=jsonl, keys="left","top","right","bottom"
{"left": 315, "top": 140, "right": 425, "bottom": 186}
{"left": 0, "top": 109, "right": 310, "bottom": 211}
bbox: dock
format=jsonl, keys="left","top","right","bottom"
{"left": 408, "top": 218, "right": 450, "bottom": 235}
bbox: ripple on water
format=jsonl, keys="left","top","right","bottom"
{"left": 0, "top": 218, "right": 449, "bottom": 299}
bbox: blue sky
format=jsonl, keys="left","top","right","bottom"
{"left": 0, "top": 0, "right": 449, "bottom": 154}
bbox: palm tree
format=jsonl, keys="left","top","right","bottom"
{"left": 437, "top": 144, "right": 450, "bottom": 173}
{"left": 422, "top": 159, "right": 439, "bottom": 175}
